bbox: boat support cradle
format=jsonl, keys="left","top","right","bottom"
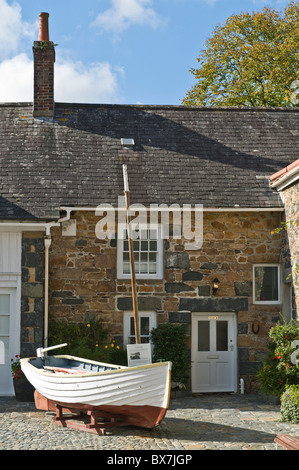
{"left": 53, "top": 404, "right": 131, "bottom": 435}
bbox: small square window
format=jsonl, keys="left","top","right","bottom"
{"left": 123, "top": 311, "right": 157, "bottom": 347}
{"left": 253, "top": 264, "right": 280, "bottom": 304}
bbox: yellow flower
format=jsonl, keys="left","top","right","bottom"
{"left": 116, "top": 346, "right": 120, "bottom": 349}
{"left": 105, "top": 345, "right": 108, "bottom": 349}
{"left": 111, "top": 343, "right": 114, "bottom": 348}
{"left": 87, "top": 323, "right": 90, "bottom": 328}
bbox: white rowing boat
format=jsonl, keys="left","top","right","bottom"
{"left": 20, "top": 351, "right": 172, "bottom": 429}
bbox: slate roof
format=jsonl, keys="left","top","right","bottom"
{"left": 1, "top": 102, "right": 299, "bottom": 220}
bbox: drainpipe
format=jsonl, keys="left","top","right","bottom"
{"left": 43, "top": 222, "right": 60, "bottom": 348}
{"left": 43, "top": 235, "right": 51, "bottom": 348}
{"left": 43, "top": 211, "right": 72, "bottom": 348}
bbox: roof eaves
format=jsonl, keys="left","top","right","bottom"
{"left": 270, "top": 159, "right": 299, "bottom": 191}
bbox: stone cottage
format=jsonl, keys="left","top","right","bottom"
{"left": 0, "top": 13, "right": 298, "bottom": 396}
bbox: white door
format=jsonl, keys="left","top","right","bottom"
{"left": 192, "top": 313, "right": 237, "bottom": 393}
{"left": 0, "top": 289, "right": 18, "bottom": 396}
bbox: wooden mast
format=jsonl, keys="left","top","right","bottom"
{"left": 122, "top": 164, "right": 141, "bottom": 344}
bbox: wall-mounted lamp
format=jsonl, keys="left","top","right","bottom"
{"left": 212, "top": 278, "right": 220, "bottom": 295}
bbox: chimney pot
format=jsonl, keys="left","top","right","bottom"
{"left": 38, "top": 12, "right": 50, "bottom": 41}
{"left": 33, "top": 12, "right": 55, "bottom": 117}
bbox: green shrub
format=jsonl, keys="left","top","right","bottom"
{"left": 257, "top": 320, "right": 299, "bottom": 397}
{"left": 150, "top": 323, "right": 189, "bottom": 384}
{"left": 257, "top": 357, "right": 285, "bottom": 397}
{"left": 48, "top": 319, "right": 127, "bottom": 365}
{"left": 103, "top": 341, "right": 128, "bottom": 366}
{"left": 280, "top": 385, "right": 299, "bottom": 423}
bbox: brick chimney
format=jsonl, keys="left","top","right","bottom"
{"left": 33, "top": 13, "right": 55, "bottom": 117}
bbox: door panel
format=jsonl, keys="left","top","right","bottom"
{"left": 0, "top": 289, "right": 17, "bottom": 396}
{"left": 192, "top": 313, "right": 236, "bottom": 393}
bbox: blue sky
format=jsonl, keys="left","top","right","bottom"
{"left": 0, "top": 0, "right": 293, "bottom": 105}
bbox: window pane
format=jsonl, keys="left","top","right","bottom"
{"left": 130, "top": 317, "right": 135, "bottom": 336}
{"left": 141, "top": 241, "right": 148, "bottom": 251}
{"left": 129, "top": 316, "right": 151, "bottom": 344}
{"left": 216, "top": 321, "right": 228, "bottom": 351}
{"left": 255, "top": 266, "right": 278, "bottom": 301}
{"left": 141, "top": 337, "right": 149, "bottom": 343}
{"left": 140, "top": 317, "right": 149, "bottom": 336}
{"left": 140, "top": 252, "right": 148, "bottom": 272}
{"left": 0, "top": 316, "right": 9, "bottom": 335}
{"left": 198, "top": 321, "right": 210, "bottom": 351}
{"left": 123, "top": 262, "right": 130, "bottom": 274}
{"left": 140, "top": 263, "right": 148, "bottom": 273}
{"left": 140, "top": 229, "right": 147, "bottom": 240}
{"left": 150, "top": 229, "right": 157, "bottom": 240}
{"left": 149, "top": 240, "right": 157, "bottom": 251}
{"left": 0, "top": 295, "right": 9, "bottom": 314}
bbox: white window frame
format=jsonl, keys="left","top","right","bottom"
{"left": 123, "top": 311, "right": 157, "bottom": 347}
{"left": 117, "top": 225, "right": 163, "bottom": 280}
{"left": 253, "top": 264, "right": 281, "bottom": 305}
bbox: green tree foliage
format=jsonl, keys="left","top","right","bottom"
{"left": 183, "top": 2, "right": 299, "bottom": 107}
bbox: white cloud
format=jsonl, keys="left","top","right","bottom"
{"left": 92, "top": 0, "right": 165, "bottom": 35}
{"left": 0, "top": 53, "right": 123, "bottom": 104}
{"left": 0, "top": 0, "right": 36, "bottom": 60}
{"left": 0, "top": 0, "right": 123, "bottom": 104}
{"left": 55, "top": 58, "right": 124, "bottom": 103}
{"left": 0, "top": 54, "right": 33, "bottom": 102}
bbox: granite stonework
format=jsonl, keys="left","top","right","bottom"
{"left": 46, "top": 209, "right": 283, "bottom": 391}
{"left": 279, "top": 180, "right": 299, "bottom": 318}
{"left": 21, "top": 232, "right": 44, "bottom": 357}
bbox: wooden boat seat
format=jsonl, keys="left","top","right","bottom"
{"left": 274, "top": 434, "right": 299, "bottom": 450}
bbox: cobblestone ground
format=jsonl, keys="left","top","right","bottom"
{"left": 0, "top": 394, "right": 298, "bottom": 450}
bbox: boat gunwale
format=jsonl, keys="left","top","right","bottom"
{"left": 21, "top": 355, "right": 172, "bottom": 379}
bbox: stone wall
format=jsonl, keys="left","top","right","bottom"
{"left": 279, "top": 181, "right": 299, "bottom": 318}
{"left": 21, "top": 232, "right": 44, "bottom": 356}
{"left": 48, "top": 210, "right": 283, "bottom": 391}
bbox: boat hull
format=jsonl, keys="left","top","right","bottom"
{"left": 21, "top": 355, "right": 171, "bottom": 429}
{"left": 34, "top": 390, "right": 167, "bottom": 428}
